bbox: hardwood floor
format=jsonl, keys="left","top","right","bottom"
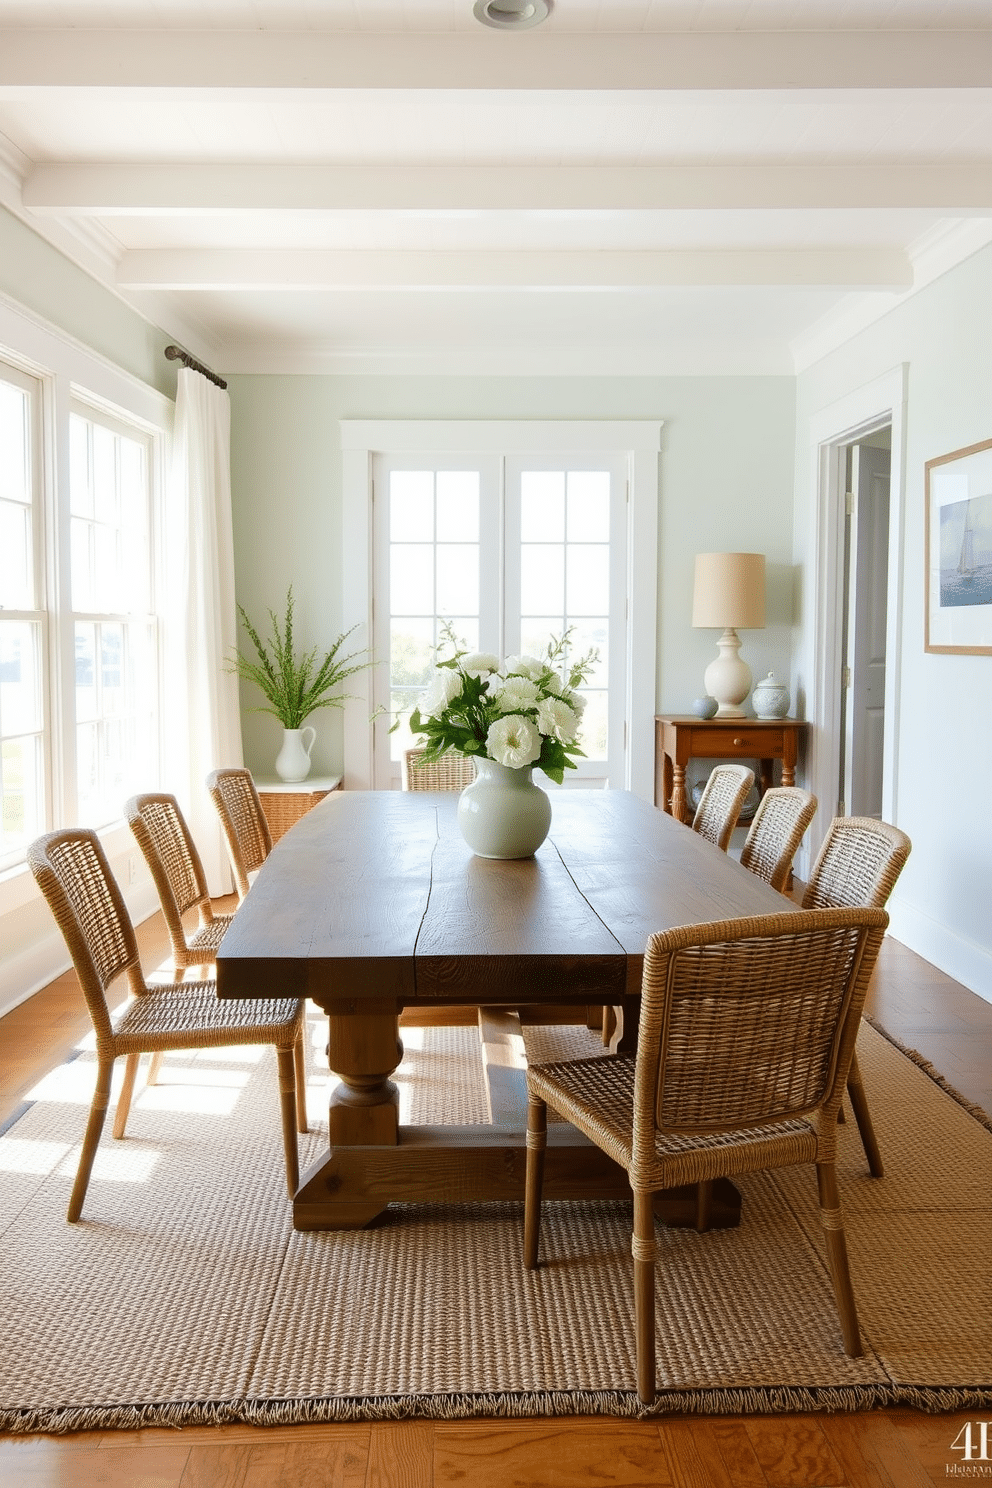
{"left": 1, "top": 911, "right": 989, "bottom": 1488}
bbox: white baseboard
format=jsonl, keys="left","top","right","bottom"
{"left": 0, "top": 880, "right": 162, "bottom": 1020}
{"left": 887, "top": 895, "right": 992, "bottom": 1005}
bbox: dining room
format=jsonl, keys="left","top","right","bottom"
{"left": 1, "top": 3, "right": 992, "bottom": 1481}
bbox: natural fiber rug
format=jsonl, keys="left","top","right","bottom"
{"left": 1, "top": 1011, "right": 989, "bottom": 1433}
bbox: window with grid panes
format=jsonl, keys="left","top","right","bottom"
{"left": 69, "top": 407, "right": 158, "bottom": 828}
{"left": 0, "top": 364, "right": 45, "bottom": 865}
{"left": 373, "top": 451, "right": 627, "bottom": 789}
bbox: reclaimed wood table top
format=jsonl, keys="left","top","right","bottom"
{"left": 216, "top": 787, "right": 794, "bottom": 1011}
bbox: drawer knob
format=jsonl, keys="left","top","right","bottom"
{"left": 733, "top": 737, "right": 744, "bottom": 747}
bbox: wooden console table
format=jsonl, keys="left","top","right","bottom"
{"left": 654, "top": 716, "right": 806, "bottom": 824}
{"left": 252, "top": 775, "right": 342, "bottom": 843}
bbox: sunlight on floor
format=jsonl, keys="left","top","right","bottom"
{"left": 0, "top": 1138, "right": 73, "bottom": 1176}
{"left": 57, "top": 1145, "right": 160, "bottom": 1184}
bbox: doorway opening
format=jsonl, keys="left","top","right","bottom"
{"left": 838, "top": 428, "right": 891, "bottom": 820}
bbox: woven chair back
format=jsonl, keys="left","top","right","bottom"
{"left": 631, "top": 907, "right": 887, "bottom": 1175}
{"left": 28, "top": 828, "right": 142, "bottom": 1047}
{"left": 802, "top": 816, "right": 911, "bottom": 912}
{"left": 206, "top": 767, "right": 272, "bottom": 897}
{"left": 739, "top": 786, "right": 818, "bottom": 893}
{"left": 691, "top": 763, "right": 755, "bottom": 851}
{"left": 402, "top": 747, "right": 476, "bottom": 791}
{"left": 126, "top": 793, "right": 211, "bottom": 933}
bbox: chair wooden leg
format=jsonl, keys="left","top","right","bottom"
{"left": 816, "top": 1161, "right": 863, "bottom": 1358}
{"left": 293, "top": 1030, "right": 308, "bottom": 1133}
{"left": 694, "top": 1179, "right": 713, "bottom": 1231}
{"left": 276, "top": 1046, "right": 300, "bottom": 1198}
{"left": 112, "top": 1052, "right": 142, "bottom": 1139}
{"left": 633, "top": 1189, "right": 657, "bottom": 1404}
{"left": 846, "top": 1049, "right": 884, "bottom": 1178}
{"left": 145, "top": 1050, "right": 164, "bottom": 1088}
{"left": 68, "top": 1055, "right": 114, "bottom": 1222}
{"left": 523, "top": 1094, "right": 547, "bottom": 1269}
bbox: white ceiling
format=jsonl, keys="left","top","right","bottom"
{"left": 2, "top": 1, "right": 992, "bottom": 377}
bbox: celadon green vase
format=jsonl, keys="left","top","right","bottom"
{"left": 456, "top": 757, "right": 552, "bottom": 859}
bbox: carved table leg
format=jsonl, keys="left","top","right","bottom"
{"left": 294, "top": 1010, "right": 403, "bottom": 1229}
{"left": 670, "top": 763, "right": 689, "bottom": 824}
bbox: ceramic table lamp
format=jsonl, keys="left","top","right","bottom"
{"left": 691, "top": 552, "right": 766, "bottom": 717}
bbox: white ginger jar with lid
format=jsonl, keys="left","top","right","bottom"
{"left": 752, "top": 672, "right": 790, "bottom": 719}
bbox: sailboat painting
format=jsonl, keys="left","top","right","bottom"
{"left": 939, "top": 492, "right": 992, "bottom": 608}
{"left": 926, "top": 437, "right": 992, "bottom": 654}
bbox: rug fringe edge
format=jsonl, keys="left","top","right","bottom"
{"left": 864, "top": 1016, "right": 992, "bottom": 1131}
{"left": 3, "top": 1384, "right": 991, "bottom": 1435}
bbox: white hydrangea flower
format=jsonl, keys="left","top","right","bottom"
{"left": 536, "top": 695, "right": 579, "bottom": 744}
{"left": 502, "top": 654, "right": 546, "bottom": 682}
{"left": 486, "top": 714, "right": 542, "bottom": 768}
{"left": 421, "top": 667, "right": 463, "bottom": 716}
{"left": 492, "top": 675, "right": 540, "bottom": 712}
{"left": 460, "top": 651, "right": 500, "bottom": 679}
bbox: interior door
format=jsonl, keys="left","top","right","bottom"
{"left": 841, "top": 441, "right": 890, "bottom": 819}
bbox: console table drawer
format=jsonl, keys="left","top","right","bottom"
{"left": 690, "top": 726, "right": 784, "bottom": 756}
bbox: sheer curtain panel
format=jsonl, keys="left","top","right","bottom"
{"left": 167, "top": 368, "right": 243, "bottom": 895}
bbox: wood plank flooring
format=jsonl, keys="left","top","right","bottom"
{"left": 1, "top": 906, "right": 989, "bottom": 1488}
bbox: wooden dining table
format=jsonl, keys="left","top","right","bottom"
{"left": 216, "top": 787, "right": 796, "bottom": 1231}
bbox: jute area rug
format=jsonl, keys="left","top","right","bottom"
{"left": 1, "top": 1011, "right": 989, "bottom": 1433}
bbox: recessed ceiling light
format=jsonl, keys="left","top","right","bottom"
{"left": 473, "top": 0, "right": 551, "bottom": 30}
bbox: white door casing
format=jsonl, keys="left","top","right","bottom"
{"left": 841, "top": 442, "right": 890, "bottom": 819}
{"left": 802, "top": 366, "right": 907, "bottom": 872}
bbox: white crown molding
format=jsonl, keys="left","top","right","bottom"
{"left": 216, "top": 339, "right": 794, "bottom": 378}
{"left": 3, "top": 28, "right": 992, "bottom": 91}
{"left": 790, "top": 218, "right": 992, "bottom": 372}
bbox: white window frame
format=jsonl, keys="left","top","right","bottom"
{"left": 0, "top": 292, "right": 171, "bottom": 914}
{"left": 341, "top": 420, "right": 662, "bottom": 800}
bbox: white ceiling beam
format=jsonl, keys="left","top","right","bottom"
{"left": 23, "top": 162, "right": 992, "bottom": 215}
{"left": 3, "top": 28, "right": 992, "bottom": 92}
{"left": 115, "top": 247, "right": 912, "bottom": 290}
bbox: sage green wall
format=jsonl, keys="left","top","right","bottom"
{"left": 794, "top": 241, "right": 992, "bottom": 998}
{"left": 228, "top": 374, "right": 798, "bottom": 782}
{"left": 0, "top": 202, "right": 176, "bottom": 397}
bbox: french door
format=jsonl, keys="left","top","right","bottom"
{"left": 371, "top": 449, "right": 629, "bottom": 790}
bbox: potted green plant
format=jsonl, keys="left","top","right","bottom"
{"left": 229, "top": 586, "right": 369, "bottom": 781}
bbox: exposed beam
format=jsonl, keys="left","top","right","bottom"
{"left": 23, "top": 162, "right": 992, "bottom": 215}
{"left": 3, "top": 28, "right": 992, "bottom": 92}
{"left": 115, "top": 247, "right": 912, "bottom": 290}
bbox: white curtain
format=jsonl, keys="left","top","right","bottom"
{"left": 166, "top": 366, "right": 243, "bottom": 895}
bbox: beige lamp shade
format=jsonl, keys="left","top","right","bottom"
{"left": 691, "top": 552, "right": 766, "bottom": 717}
{"left": 691, "top": 552, "right": 766, "bottom": 631}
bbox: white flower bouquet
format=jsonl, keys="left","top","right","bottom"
{"left": 409, "top": 631, "right": 598, "bottom": 785}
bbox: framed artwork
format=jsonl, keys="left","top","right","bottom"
{"left": 925, "top": 437, "right": 992, "bottom": 655}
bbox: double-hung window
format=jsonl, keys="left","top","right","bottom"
{"left": 0, "top": 365, "right": 45, "bottom": 864}
{"left": 69, "top": 406, "right": 158, "bottom": 828}
{"left": 0, "top": 304, "right": 167, "bottom": 874}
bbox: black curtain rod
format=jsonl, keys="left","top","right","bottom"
{"left": 164, "top": 344, "right": 228, "bottom": 390}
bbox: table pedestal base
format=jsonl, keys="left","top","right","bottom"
{"left": 292, "top": 1125, "right": 741, "bottom": 1232}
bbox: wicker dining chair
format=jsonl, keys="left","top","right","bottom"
{"left": 206, "top": 766, "right": 272, "bottom": 900}
{"left": 125, "top": 793, "right": 234, "bottom": 978}
{"left": 402, "top": 746, "right": 476, "bottom": 791}
{"left": 523, "top": 905, "right": 888, "bottom": 1404}
{"left": 691, "top": 763, "right": 755, "bottom": 852}
{"left": 801, "top": 815, "right": 912, "bottom": 1179}
{"left": 740, "top": 786, "right": 818, "bottom": 893}
{"left": 28, "top": 827, "right": 307, "bottom": 1221}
